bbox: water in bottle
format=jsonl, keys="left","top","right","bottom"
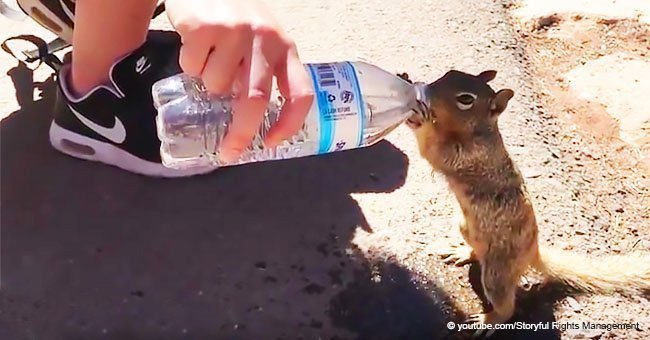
{"left": 152, "top": 61, "right": 428, "bottom": 170}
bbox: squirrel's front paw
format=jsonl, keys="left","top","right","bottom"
{"left": 439, "top": 242, "right": 476, "bottom": 266}
{"left": 466, "top": 313, "right": 497, "bottom": 339}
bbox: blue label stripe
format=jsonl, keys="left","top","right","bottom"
{"left": 308, "top": 64, "right": 333, "bottom": 153}
{"left": 346, "top": 62, "right": 365, "bottom": 147}
{"left": 322, "top": 89, "right": 335, "bottom": 153}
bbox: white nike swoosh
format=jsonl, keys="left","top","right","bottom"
{"left": 69, "top": 105, "right": 127, "bottom": 144}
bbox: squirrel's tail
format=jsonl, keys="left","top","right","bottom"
{"left": 532, "top": 246, "right": 650, "bottom": 296}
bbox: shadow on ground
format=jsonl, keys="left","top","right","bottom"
{"left": 1, "top": 59, "right": 463, "bottom": 340}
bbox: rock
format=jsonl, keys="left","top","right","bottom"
{"left": 564, "top": 53, "right": 650, "bottom": 150}
{"left": 566, "top": 296, "right": 582, "bottom": 312}
{"left": 592, "top": 219, "right": 609, "bottom": 232}
{"left": 534, "top": 14, "right": 562, "bottom": 31}
{"left": 549, "top": 148, "right": 561, "bottom": 159}
{"left": 566, "top": 325, "right": 603, "bottom": 339}
{"left": 641, "top": 239, "right": 650, "bottom": 251}
{"left": 522, "top": 166, "right": 544, "bottom": 178}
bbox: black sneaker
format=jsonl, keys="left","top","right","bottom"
{"left": 16, "top": 0, "right": 76, "bottom": 43}
{"left": 15, "top": 0, "right": 165, "bottom": 43}
{"left": 49, "top": 30, "right": 218, "bottom": 177}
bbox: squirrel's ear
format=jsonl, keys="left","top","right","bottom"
{"left": 490, "top": 89, "right": 514, "bottom": 116}
{"left": 477, "top": 70, "right": 497, "bottom": 83}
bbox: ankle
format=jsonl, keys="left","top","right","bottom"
{"left": 67, "top": 64, "right": 110, "bottom": 98}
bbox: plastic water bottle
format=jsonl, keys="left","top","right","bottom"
{"left": 152, "top": 61, "right": 428, "bottom": 169}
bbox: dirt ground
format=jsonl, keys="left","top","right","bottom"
{"left": 502, "top": 0, "right": 650, "bottom": 338}
{"left": 0, "top": 0, "right": 648, "bottom": 339}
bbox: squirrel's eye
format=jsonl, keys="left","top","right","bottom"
{"left": 456, "top": 92, "right": 477, "bottom": 110}
{"left": 457, "top": 94, "right": 475, "bottom": 105}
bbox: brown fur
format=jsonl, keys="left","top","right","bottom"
{"left": 403, "top": 70, "right": 650, "bottom": 326}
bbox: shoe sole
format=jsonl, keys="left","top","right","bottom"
{"left": 49, "top": 121, "right": 218, "bottom": 178}
{"left": 16, "top": 0, "right": 74, "bottom": 43}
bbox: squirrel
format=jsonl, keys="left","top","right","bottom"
{"left": 398, "top": 70, "right": 650, "bottom": 330}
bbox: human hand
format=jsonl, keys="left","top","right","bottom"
{"left": 165, "top": 0, "right": 314, "bottom": 162}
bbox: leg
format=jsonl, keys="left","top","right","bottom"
{"left": 519, "top": 275, "right": 532, "bottom": 290}
{"left": 518, "top": 244, "right": 540, "bottom": 291}
{"left": 457, "top": 213, "right": 471, "bottom": 244}
{"left": 439, "top": 215, "right": 478, "bottom": 266}
{"left": 41, "top": 0, "right": 218, "bottom": 176}
{"left": 467, "top": 258, "right": 517, "bottom": 326}
{"left": 70, "top": 0, "right": 158, "bottom": 96}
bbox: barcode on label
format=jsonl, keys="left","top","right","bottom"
{"left": 317, "top": 64, "right": 336, "bottom": 88}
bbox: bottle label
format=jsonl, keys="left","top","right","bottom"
{"left": 307, "top": 62, "right": 365, "bottom": 154}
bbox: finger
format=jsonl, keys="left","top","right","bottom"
{"left": 200, "top": 24, "right": 253, "bottom": 94}
{"left": 201, "top": 42, "right": 244, "bottom": 95}
{"left": 245, "top": 37, "right": 274, "bottom": 102}
{"left": 179, "top": 39, "right": 212, "bottom": 77}
{"left": 219, "top": 46, "right": 273, "bottom": 163}
{"left": 231, "top": 39, "right": 253, "bottom": 100}
{"left": 263, "top": 47, "right": 314, "bottom": 148}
